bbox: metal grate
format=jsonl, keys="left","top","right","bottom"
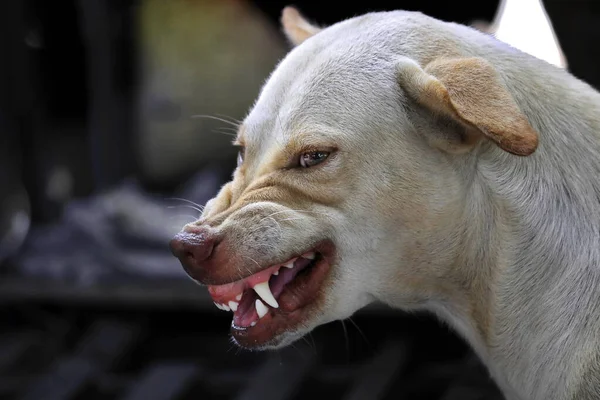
{"left": 0, "top": 305, "right": 505, "bottom": 400}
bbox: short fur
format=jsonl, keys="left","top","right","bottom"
{"left": 187, "top": 7, "right": 600, "bottom": 400}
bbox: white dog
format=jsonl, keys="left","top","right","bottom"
{"left": 170, "top": 7, "right": 600, "bottom": 400}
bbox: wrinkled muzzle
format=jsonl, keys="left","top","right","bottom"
{"left": 169, "top": 199, "right": 336, "bottom": 348}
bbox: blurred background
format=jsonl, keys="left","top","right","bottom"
{"left": 0, "top": 0, "right": 598, "bottom": 399}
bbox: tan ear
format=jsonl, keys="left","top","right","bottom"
{"left": 281, "top": 6, "right": 322, "bottom": 46}
{"left": 397, "top": 57, "right": 539, "bottom": 156}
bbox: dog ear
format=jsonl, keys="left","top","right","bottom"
{"left": 397, "top": 57, "right": 539, "bottom": 156}
{"left": 281, "top": 6, "right": 322, "bottom": 46}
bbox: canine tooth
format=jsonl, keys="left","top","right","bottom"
{"left": 273, "top": 269, "right": 279, "bottom": 276}
{"left": 283, "top": 258, "right": 296, "bottom": 268}
{"left": 228, "top": 301, "right": 239, "bottom": 312}
{"left": 302, "top": 251, "right": 315, "bottom": 260}
{"left": 250, "top": 321, "right": 257, "bottom": 327}
{"left": 221, "top": 303, "right": 231, "bottom": 312}
{"left": 236, "top": 294, "right": 242, "bottom": 301}
{"left": 253, "top": 282, "right": 279, "bottom": 308}
{"left": 255, "top": 299, "right": 269, "bottom": 318}
{"left": 214, "top": 302, "right": 223, "bottom": 310}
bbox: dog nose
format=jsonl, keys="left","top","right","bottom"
{"left": 169, "top": 225, "right": 218, "bottom": 276}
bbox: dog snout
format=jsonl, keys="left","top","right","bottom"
{"left": 169, "top": 225, "right": 219, "bottom": 278}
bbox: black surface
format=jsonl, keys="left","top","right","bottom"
{"left": 120, "top": 363, "right": 199, "bottom": 400}
{"left": 21, "top": 320, "right": 140, "bottom": 400}
{"left": 0, "top": 304, "right": 504, "bottom": 400}
{"left": 77, "top": 0, "right": 137, "bottom": 192}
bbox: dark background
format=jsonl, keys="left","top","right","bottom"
{"left": 0, "top": 1, "right": 598, "bottom": 399}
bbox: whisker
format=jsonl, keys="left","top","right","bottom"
{"left": 238, "top": 260, "right": 255, "bottom": 276}
{"left": 235, "top": 271, "right": 246, "bottom": 282}
{"left": 165, "top": 197, "right": 205, "bottom": 211}
{"left": 300, "top": 336, "right": 313, "bottom": 353}
{"left": 348, "top": 317, "right": 371, "bottom": 347}
{"left": 308, "top": 332, "right": 317, "bottom": 354}
{"left": 215, "top": 113, "right": 243, "bottom": 125}
{"left": 212, "top": 128, "right": 237, "bottom": 138}
{"left": 241, "top": 256, "right": 262, "bottom": 275}
{"left": 245, "top": 216, "right": 283, "bottom": 240}
{"left": 168, "top": 218, "right": 198, "bottom": 229}
{"left": 251, "top": 242, "right": 281, "bottom": 253}
{"left": 289, "top": 342, "right": 305, "bottom": 358}
{"left": 191, "top": 114, "right": 241, "bottom": 128}
{"left": 222, "top": 125, "right": 239, "bottom": 131}
{"left": 215, "top": 126, "right": 239, "bottom": 134}
{"left": 268, "top": 216, "right": 283, "bottom": 239}
{"left": 167, "top": 204, "right": 203, "bottom": 214}
{"left": 257, "top": 209, "right": 330, "bottom": 225}
{"left": 340, "top": 320, "right": 350, "bottom": 363}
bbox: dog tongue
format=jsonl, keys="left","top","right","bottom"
{"left": 232, "top": 290, "right": 258, "bottom": 327}
{"left": 269, "top": 256, "right": 312, "bottom": 298}
{"left": 208, "top": 255, "right": 316, "bottom": 328}
{"left": 232, "top": 258, "right": 313, "bottom": 328}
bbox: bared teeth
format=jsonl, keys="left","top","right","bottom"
{"left": 253, "top": 281, "right": 279, "bottom": 308}
{"left": 209, "top": 251, "right": 318, "bottom": 319}
{"left": 255, "top": 299, "right": 269, "bottom": 318}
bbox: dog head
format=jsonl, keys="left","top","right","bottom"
{"left": 170, "top": 7, "right": 538, "bottom": 349}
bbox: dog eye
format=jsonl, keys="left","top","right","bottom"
{"left": 299, "top": 151, "right": 329, "bottom": 168}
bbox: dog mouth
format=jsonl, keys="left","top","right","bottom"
{"left": 207, "top": 241, "right": 334, "bottom": 347}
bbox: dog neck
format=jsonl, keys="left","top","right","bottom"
{"left": 442, "top": 63, "right": 600, "bottom": 400}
